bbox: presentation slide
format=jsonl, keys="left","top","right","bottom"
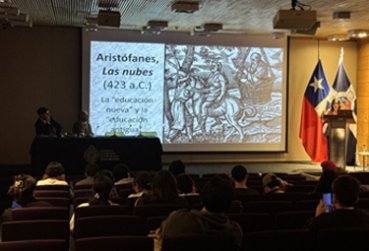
{"left": 83, "top": 31, "right": 287, "bottom": 152}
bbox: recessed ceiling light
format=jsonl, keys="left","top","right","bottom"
{"left": 327, "top": 34, "right": 350, "bottom": 42}
{"left": 333, "top": 11, "right": 351, "bottom": 20}
{"left": 348, "top": 29, "right": 369, "bottom": 38}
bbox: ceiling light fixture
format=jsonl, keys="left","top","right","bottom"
{"left": 348, "top": 29, "right": 369, "bottom": 39}
{"left": 141, "top": 20, "right": 168, "bottom": 35}
{"left": 327, "top": 34, "right": 350, "bottom": 42}
{"left": 333, "top": 11, "right": 351, "bottom": 20}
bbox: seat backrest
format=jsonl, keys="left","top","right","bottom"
{"left": 275, "top": 210, "right": 315, "bottom": 230}
{"left": 73, "top": 189, "right": 93, "bottom": 198}
{"left": 134, "top": 204, "right": 184, "bottom": 218}
{"left": 317, "top": 228, "right": 369, "bottom": 251}
{"left": 34, "top": 190, "right": 71, "bottom": 198}
{"left": 295, "top": 199, "right": 319, "bottom": 211}
{"left": 12, "top": 207, "right": 69, "bottom": 220}
{"left": 34, "top": 185, "right": 70, "bottom": 191}
{"left": 146, "top": 216, "right": 167, "bottom": 233}
{"left": 35, "top": 197, "right": 71, "bottom": 208}
{"left": 161, "top": 234, "right": 238, "bottom": 251}
{"left": 75, "top": 205, "right": 130, "bottom": 219}
{"left": 75, "top": 236, "right": 153, "bottom": 251}
{"left": 228, "top": 213, "right": 274, "bottom": 232}
{"left": 74, "top": 215, "right": 145, "bottom": 239}
{"left": 244, "top": 201, "right": 294, "bottom": 214}
{"left": 286, "top": 185, "right": 315, "bottom": 193}
{"left": 245, "top": 229, "right": 311, "bottom": 251}
{"left": 0, "top": 239, "right": 67, "bottom": 251}
{"left": 1, "top": 220, "right": 69, "bottom": 241}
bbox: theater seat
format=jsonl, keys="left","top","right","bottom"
{"left": 244, "top": 229, "right": 311, "bottom": 251}
{"left": 75, "top": 236, "right": 153, "bottom": 251}
{"left": 316, "top": 228, "right": 369, "bottom": 251}
{"left": 161, "top": 234, "right": 238, "bottom": 251}
{"left": 12, "top": 207, "right": 69, "bottom": 220}
{"left": 74, "top": 215, "right": 145, "bottom": 239}
{"left": 1, "top": 220, "right": 69, "bottom": 242}
{"left": 0, "top": 239, "right": 67, "bottom": 251}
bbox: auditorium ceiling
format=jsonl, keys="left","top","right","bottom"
{"left": 2, "top": 0, "right": 369, "bottom": 38}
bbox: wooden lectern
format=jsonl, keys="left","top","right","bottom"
{"left": 323, "top": 110, "right": 355, "bottom": 170}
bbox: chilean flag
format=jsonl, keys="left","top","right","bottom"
{"left": 300, "top": 60, "right": 331, "bottom": 162}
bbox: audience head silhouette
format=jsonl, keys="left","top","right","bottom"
{"left": 176, "top": 174, "right": 195, "bottom": 194}
{"left": 168, "top": 160, "right": 186, "bottom": 177}
{"left": 84, "top": 163, "right": 100, "bottom": 177}
{"left": 321, "top": 160, "right": 337, "bottom": 172}
{"left": 90, "top": 173, "right": 114, "bottom": 205}
{"left": 8, "top": 174, "right": 37, "bottom": 206}
{"left": 146, "top": 170, "right": 180, "bottom": 204}
{"left": 201, "top": 175, "right": 234, "bottom": 213}
{"left": 231, "top": 165, "right": 248, "bottom": 182}
{"left": 44, "top": 161, "right": 65, "bottom": 179}
{"left": 112, "top": 163, "right": 131, "bottom": 181}
{"left": 332, "top": 175, "right": 360, "bottom": 208}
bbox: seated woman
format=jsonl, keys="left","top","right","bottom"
{"left": 36, "top": 161, "right": 69, "bottom": 186}
{"left": 70, "top": 173, "right": 118, "bottom": 232}
{"left": 2, "top": 174, "right": 51, "bottom": 221}
{"left": 135, "top": 170, "right": 187, "bottom": 206}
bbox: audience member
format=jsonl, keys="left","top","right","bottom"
{"left": 74, "top": 163, "right": 100, "bottom": 186}
{"left": 128, "top": 172, "right": 152, "bottom": 199}
{"left": 36, "top": 161, "right": 68, "bottom": 186}
{"left": 313, "top": 160, "right": 338, "bottom": 195}
{"left": 262, "top": 173, "right": 287, "bottom": 195}
{"left": 176, "top": 173, "right": 198, "bottom": 195}
{"left": 2, "top": 174, "right": 51, "bottom": 221}
{"left": 136, "top": 170, "right": 187, "bottom": 206}
{"left": 35, "top": 106, "right": 62, "bottom": 137}
{"left": 168, "top": 160, "right": 186, "bottom": 177}
{"left": 231, "top": 164, "right": 259, "bottom": 198}
{"left": 113, "top": 163, "right": 134, "bottom": 186}
{"left": 154, "top": 175, "right": 243, "bottom": 250}
{"left": 70, "top": 173, "right": 118, "bottom": 232}
{"left": 73, "top": 110, "right": 93, "bottom": 137}
{"left": 309, "top": 175, "right": 369, "bottom": 236}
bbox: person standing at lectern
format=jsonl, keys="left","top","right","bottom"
{"left": 73, "top": 110, "right": 93, "bottom": 137}
{"left": 323, "top": 99, "right": 345, "bottom": 168}
{"left": 35, "top": 106, "right": 62, "bottom": 137}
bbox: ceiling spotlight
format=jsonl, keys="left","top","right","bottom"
{"left": 348, "top": 29, "right": 369, "bottom": 39}
{"left": 333, "top": 11, "right": 351, "bottom": 20}
{"left": 327, "top": 34, "right": 350, "bottom": 42}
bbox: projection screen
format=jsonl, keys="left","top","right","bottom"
{"left": 82, "top": 29, "right": 288, "bottom": 152}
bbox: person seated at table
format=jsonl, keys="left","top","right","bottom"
{"left": 70, "top": 173, "right": 118, "bottom": 232}
{"left": 36, "top": 161, "right": 69, "bottom": 186}
{"left": 74, "top": 163, "right": 101, "bottom": 187}
{"left": 2, "top": 174, "right": 51, "bottom": 221}
{"left": 73, "top": 110, "right": 93, "bottom": 137}
{"left": 136, "top": 170, "right": 187, "bottom": 206}
{"left": 231, "top": 164, "right": 259, "bottom": 198}
{"left": 262, "top": 173, "right": 288, "bottom": 195}
{"left": 35, "top": 106, "right": 62, "bottom": 137}
{"left": 113, "top": 163, "right": 134, "bottom": 186}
